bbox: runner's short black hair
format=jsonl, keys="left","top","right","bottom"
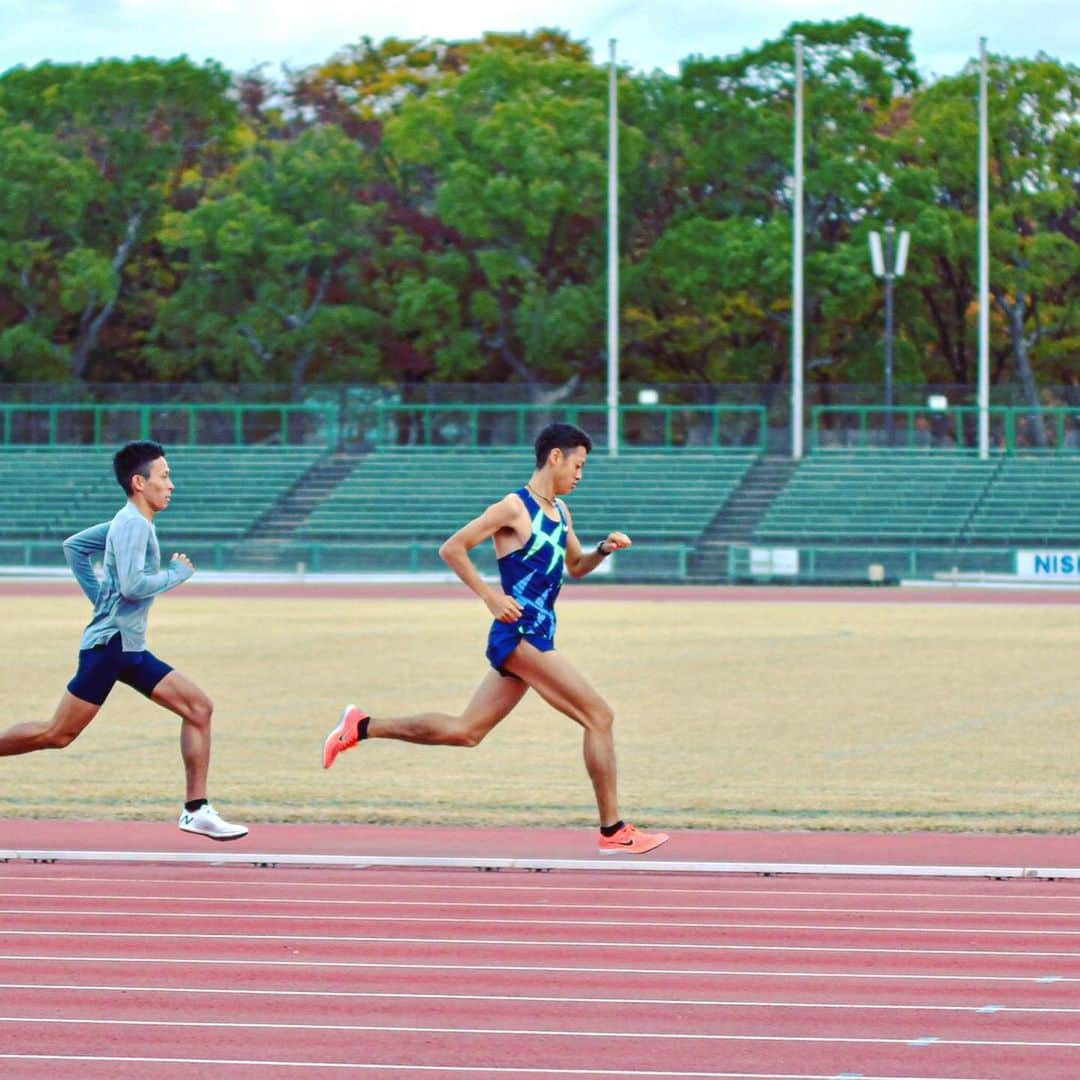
{"left": 114, "top": 440, "right": 166, "bottom": 496}
{"left": 534, "top": 422, "right": 592, "bottom": 467}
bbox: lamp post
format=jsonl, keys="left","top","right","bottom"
{"left": 869, "top": 222, "right": 910, "bottom": 445}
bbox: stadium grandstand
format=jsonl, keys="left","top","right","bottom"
{"left": 0, "top": 400, "right": 1077, "bottom": 586}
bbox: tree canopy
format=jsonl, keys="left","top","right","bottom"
{"left": 0, "top": 24, "right": 1075, "bottom": 403}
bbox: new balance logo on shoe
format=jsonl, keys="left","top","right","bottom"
{"left": 178, "top": 803, "right": 248, "bottom": 841}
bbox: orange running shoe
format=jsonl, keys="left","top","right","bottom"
{"left": 323, "top": 704, "right": 369, "bottom": 769}
{"left": 597, "top": 822, "right": 670, "bottom": 855}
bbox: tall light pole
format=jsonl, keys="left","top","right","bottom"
{"left": 790, "top": 34, "right": 805, "bottom": 460}
{"left": 606, "top": 39, "right": 619, "bottom": 456}
{"left": 977, "top": 37, "right": 991, "bottom": 459}
{"left": 869, "top": 223, "right": 910, "bottom": 445}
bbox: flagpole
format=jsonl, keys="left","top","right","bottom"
{"left": 791, "top": 34, "right": 805, "bottom": 460}
{"left": 606, "top": 38, "right": 620, "bottom": 456}
{"left": 977, "top": 36, "right": 990, "bottom": 458}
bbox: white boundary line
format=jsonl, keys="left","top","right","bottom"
{"left": 2, "top": 849, "right": 1079, "bottom": 879}
{"left": 5, "top": 982, "right": 1080, "bottom": 1013}
{"left": 0, "top": 1056, "right": 975, "bottom": 1079}
{"left": 5, "top": 1014, "right": 1080, "bottom": 1048}
{"left": 7, "top": 953, "right": 1077, "bottom": 982}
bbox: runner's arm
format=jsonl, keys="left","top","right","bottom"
{"left": 563, "top": 504, "right": 631, "bottom": 578}
{"left": 62, "top": 522, "right": 110, "bottom": 603}
{"left": 112, "top": 514, "right": 194, "bottom": 600}
{"left": 439, "top": 495, "right": 524, "bottom": 622}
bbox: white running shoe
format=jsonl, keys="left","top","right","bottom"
{"left": 178, "top": 803, "right": 248, "bottom": 841}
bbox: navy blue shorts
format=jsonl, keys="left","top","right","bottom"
{"left": 486, "top": 623, "right": 556, "bottom": 678}
{"left": 67, "top": 633, "right": 173, "bottom": 707}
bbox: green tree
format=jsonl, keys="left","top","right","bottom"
{"left": 153, "top": 125, "right": 380, "bottom": 390}
{"left": 628, "top": 18, "right": 920, "bottom": 389}
{"left": 887, "top": 51, "right": 1079, "bottom": 421}
{"left": 385, "top": 47, "right": 642, "bottom": 396}
{"left": 0, "top": 57, "right": 238, "bottom": 378}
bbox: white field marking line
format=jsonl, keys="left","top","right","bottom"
{"left": 9, "top": 905, "right": 1080, "bottom": 938}
{"left": 5, "top": 953, "right": 1077, "bottom": 983}
{"left": 8, "top": 889, "right": 1080, "bottom": 920}
{"left": 8, "top": 927, "right": 1080, "bottom": 959}
{"left": 5, "top": 1015, "right": 1080, "bottom": 1049}
{"left": 0, "top": 1058, "right": 987, "bottom": 1080}
{"left": 3, "top": 872, "right": 1078, "bottom": 905}
{"left": 5, "top": 849, "right": 1080, "bottom": 879}
{"left": 5, "top": 982, "right": 1080, "bottom": 1015}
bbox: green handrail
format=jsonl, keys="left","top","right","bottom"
{"left": 0, "top": 403, "right": 338, "bottom": 448}
{"left": 373, "top": 403, "right": 767, "bottom": 450}
{"left": 811, "top": 405, "right": 1079, "bottom": 453}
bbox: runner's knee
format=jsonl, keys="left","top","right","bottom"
{"left": 43, "top": 727, "right": 80, "bottom": 749}
{"left": 585, "top": 701, "right": 614, "bottom": 733}
{"left": 183, "top": 694, "right": 213, "bottom": 729}
{"left": 448, "top": 721, "right": 487, "bottom": 748}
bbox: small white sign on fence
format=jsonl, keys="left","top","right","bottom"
{"left": 750, "top": 547, "right": 800, "bottom": 577}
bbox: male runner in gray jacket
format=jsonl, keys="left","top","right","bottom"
{"left": 0, "top": 440, "right": 247, "bottom": 840}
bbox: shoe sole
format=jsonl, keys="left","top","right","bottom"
{"left": 178, "top": 825, "right": 249, "bottom": 842}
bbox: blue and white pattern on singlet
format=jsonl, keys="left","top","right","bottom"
{"left": 485, "top": 487, "right": 567, "bottom": 674}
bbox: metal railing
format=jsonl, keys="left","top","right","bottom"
{"left": 727, "top": 542, "right": 1018, "bottom": 583}
{"left": 812, "top": 405, "right": 1080, "bottom": 453}
{"left": 1, "top": 539, "right": 695, "bottom": 581}
{"left": 372, "top": 403, "right": 767, "bottom": 451}
{"left": 0, "top": 404, "right": 338, "bottom": 447}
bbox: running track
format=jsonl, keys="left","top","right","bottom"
{"left": 1, "top": 822, "right": 1079, "bottom": 1079}
{"left": 4, "top": 583, "right": 1078, "bottom": 1075}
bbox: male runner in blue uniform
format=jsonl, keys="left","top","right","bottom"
{"left": 323, "top": 422, "right": 668, "bottom": 854}
{"left": 0, "top": 440, "right": 247, "bottom": 841}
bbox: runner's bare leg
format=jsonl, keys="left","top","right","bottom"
{"left": 502, "top": 642, "right": 620, "bottom": 827}
{"left": 367, "top": 668, "right": 529, "bottom": 747}
{"left": 0, "top": 693, "right": 100, "bottom": 755}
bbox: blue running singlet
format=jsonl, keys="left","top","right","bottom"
{"left": 485, "top": 487, "right": 568, "bottom": 675}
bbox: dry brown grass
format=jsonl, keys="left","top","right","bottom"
{"left": 2, "top": 591, "right": 1077, "bottom": 831}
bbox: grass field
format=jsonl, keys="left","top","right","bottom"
{"left": 1, "top": 590, "right": 1078, "bottom": 832}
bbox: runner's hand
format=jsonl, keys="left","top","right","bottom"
{"left": 171, "top": 553, "right": 195, "bottom": 572}
{"left": 601, "top": 531, "right": 632, "bottom": 553}
{"left": 486, "top": 590, "right": 522, "bottom": 623}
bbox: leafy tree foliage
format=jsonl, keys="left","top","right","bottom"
{"left": 0, "top": 25, "right": 1074, "bottom": 400}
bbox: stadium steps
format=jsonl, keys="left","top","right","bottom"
{"left": 686, "top": 456, "right": 797, "bottom": 582}
{"left": 959, "top": 455, "right": 1080, "bottom": 545}
{"left": 243, "top": 450, "right": 365, "bottom": 547}
{"left": 952, "top": 453, "right": 1007, "bottom": 544}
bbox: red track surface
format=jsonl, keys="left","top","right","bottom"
{"left": 2, "top": 823, "right": 1079, "bottom": 1078}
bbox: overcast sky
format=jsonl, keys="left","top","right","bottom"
{"left": 2, "top": 0, "right": 1077, "bottom": 81}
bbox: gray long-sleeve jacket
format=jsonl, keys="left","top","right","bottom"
{"left": 63, "top": 501, "right": 194, "bottom": 652}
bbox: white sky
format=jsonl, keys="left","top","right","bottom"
{"left": 1, "top": 0, "right": 1077, "bottom": 80}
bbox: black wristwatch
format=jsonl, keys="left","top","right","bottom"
{"left": 596, "top": 540, "right": 613, "bottom": 557}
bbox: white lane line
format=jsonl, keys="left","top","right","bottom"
{"left": 4, "top": 982, "right": 1080, "bottom": 1014}
{"left": 2, "top": 872, "right": 1078, "bottom": 904}
{"left": 7, "top": 927, "right": 1080, "bottom": 958}
{"left": 7, "top": 905, "right": 1080, "bottom": 937}
{"left": 7, "top": 890, "right": 1080, "bottom": 919}
{"left": 4, "top": 1015, "right": 1080, "bottom": 1048}
{"left": 4, "top": 953, "right": 1077, "bottom": 983}
{"left": 6, "top": 849, "right": 1080, "bottom": 879}
{"left": 0, "top": 1056, "right": 986, "bottom": 1079}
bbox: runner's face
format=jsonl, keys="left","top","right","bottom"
{"left": 135, "top": 456, "right": 174, "bottom": 512}
{"left": 552, "top": 446, "right": 588, "bottom": 495}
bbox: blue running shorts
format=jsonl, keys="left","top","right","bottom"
{"left": 67, "top": 633, "right": 174, "bottom": 706}
{"left": 486, "top": 622, "right": 556, "bottom": 678}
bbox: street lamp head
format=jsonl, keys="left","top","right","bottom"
{"left": 895, "top": 231, "right": 911, "bottom": 277}
{"left": 869, "top": 232, "right": 885, "bottom": 278}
